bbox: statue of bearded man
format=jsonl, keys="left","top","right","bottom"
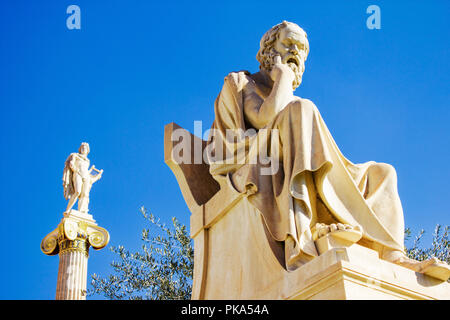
{"left": 207, "top": 21, "right": 447, "bottom": 276}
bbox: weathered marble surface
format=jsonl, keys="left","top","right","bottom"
{"left": 165, "top": 21, "right": 449, "bottom": 299}
{"left": 194, "top": 197, "right": 450, "bottom": 300}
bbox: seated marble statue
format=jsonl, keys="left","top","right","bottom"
{"left": 206, "top": 21, "right": 446, "bottom": 275}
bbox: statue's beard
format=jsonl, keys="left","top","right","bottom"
{"left": 286, "top": 60, "right": 304, "bottom": 90}
{"left": 263, "top": 53, "right": 305, "bottom": 90}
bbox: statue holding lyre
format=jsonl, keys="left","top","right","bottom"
{"left": 41, "top": 142, "right": 109, "bottom": 300}
{"left": 62, "top": 142, "right": 103, "bottom": 214}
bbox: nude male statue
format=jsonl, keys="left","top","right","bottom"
{"left": 62, "top": 142, "right": 103, "bottom": 213}
{"left": 207, "top": 21, "right": 449, "bottom": 277}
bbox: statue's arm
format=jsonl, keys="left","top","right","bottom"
{"left": 245, "top": 56, "right": 295, "bottom": 129}
{"left": 69, "top": 155, "right": 78, "bottom": 173}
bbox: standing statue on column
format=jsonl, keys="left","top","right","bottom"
{"left": 41, "top": 142, "right": 109, "bottom": 300}
{"left": 63, "top": 142, "right": 103, "bottom": 214}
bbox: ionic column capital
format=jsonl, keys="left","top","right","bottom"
{"left": 41, "top": 212, "right": 109, "bottom": 256}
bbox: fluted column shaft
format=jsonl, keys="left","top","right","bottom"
{"left": 56, "top": 239, "right": 89, "bottom": 300}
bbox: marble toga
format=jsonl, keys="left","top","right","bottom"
{"left": 207, "top": 70, "right": 405, "bottom": 269}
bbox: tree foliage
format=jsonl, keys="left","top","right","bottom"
{"left": 405, "top": 224, "right": 449, "bottom": 264}
{"left": 89, "top": 207, "right": 193, "bottom": 300}
{"left": 89, "top": 207, "right": 449, "bottom": 299}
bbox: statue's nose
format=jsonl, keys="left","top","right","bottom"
{"left": 289, "top": 44, "right": 299, "bottom": 54}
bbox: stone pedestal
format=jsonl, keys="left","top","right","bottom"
{"left": 41, "top": 210, "right": 109, "bottom": 300}
{"left": 188, "top": 196, "right": 450, "bottom": 300}
{"left": 288, "top": 244, "right": 450, "bottom": 300}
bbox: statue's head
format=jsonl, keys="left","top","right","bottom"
{"left": 257, "top": 21, "right": 309, "bottom": 89}
{"left": 78, "top": 142, "right": 90, "bottom": 155}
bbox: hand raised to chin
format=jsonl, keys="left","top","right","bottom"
{"left": 270, "top": 55, "right": 295, "bottom": 87}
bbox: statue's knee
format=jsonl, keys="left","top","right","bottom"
{"left": 382, "top": 163, "right": 396, "bottom": 175}
{"left": 374, "top": 163, "right": 397, "bottom": 179}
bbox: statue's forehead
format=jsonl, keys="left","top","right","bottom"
{"left": 279, "top": 26, "right": 307, "bottom": 43}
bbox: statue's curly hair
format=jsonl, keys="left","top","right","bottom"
{"left": 256, "top": 21, "right": 309, "bottom": 71}
{"left": 78, "top": 142, "right": 90, "bottom": 154}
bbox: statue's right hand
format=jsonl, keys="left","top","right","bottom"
{"left": 270, "top": 55, "right": 295, "bottom": 84}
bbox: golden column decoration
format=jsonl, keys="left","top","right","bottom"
{"left": 41, "top": 211, "right": 109, "bottom": 300}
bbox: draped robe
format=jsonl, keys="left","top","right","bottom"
{"left": 207, "top": 71, "right": 405, "bottom": 269}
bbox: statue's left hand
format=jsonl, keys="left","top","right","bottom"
{"left": 90, "top": 168, "right": 103, "bottom": 182}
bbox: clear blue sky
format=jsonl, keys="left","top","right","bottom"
{"left": 0, "top": 1, "right": 448, "bottom": 299}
